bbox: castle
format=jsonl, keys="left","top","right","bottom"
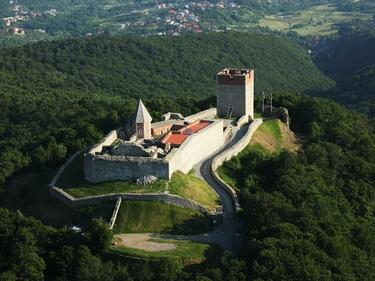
{"left": 84, "top": 68, "right": 255, "bottom": 183}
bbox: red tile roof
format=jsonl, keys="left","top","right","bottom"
{"left": 161, "top": 120, "right": 213, "bottom": 147}
{"left": 182, "top": 120, "right": 211, "bottom": 134}
{"left": 162, "top": 133, "right": 188, "bottom": 146}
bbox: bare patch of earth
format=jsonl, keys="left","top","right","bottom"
{"left": 250, "top": 128, "right": 278, "bottom": 151}
{"left": 113, "top": 234, "right": 177, "bottom": 252}
{"left": 279, "top": 121, "right": 301, "bottom": 153}
{"left": 250, "top": 120, "right": 301, "bottom": 153}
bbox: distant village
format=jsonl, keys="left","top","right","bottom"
{"left": 1, "top": 0, "right": 241, "bottom": 38}
{"left": 1, "top": 0, "right": 58, "bottom": 36}
{"left": 119, "top": 0, "right": 241, "bottom": 36}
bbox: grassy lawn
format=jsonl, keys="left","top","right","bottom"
{"left": 57, "top": 154, "right": 169, "bottom": 197}
{"left": 58, "top": 155, "right": 219, "bottom": 211}
{"left": 168, "top": 171, "right": 220, "bottom": 211}
{"left": 109, "top": 240, "right": 217, "bottom": 265}
{"left": 113, "top": 201, "right": 212, "bottom": 235}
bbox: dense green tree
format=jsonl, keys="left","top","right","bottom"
{"left": 87, "top": 218, "right": 113, "bottom": 254}
{"left": 221, "top": 93, "right": 375, "bottom": 281}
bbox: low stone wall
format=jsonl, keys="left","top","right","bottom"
{"left": 213, "top": 119, "right": 262, "bottom": 169}
{"left": 89, "top": 130, "right": 118, "bottom": 154}
{"left": 210, "top": 118, "right": 263, "bottom": 212}
{"left": 223, "top": 125, "right": 233, "bottom": 142}
{"left": 184, "top": 108, "right": 217, "bottom": 123}
{"left": 49, "top": 151, "right": 81, "bottom": 188}
{"left": 236, "top": 115, "right": 249, "bottom": 127}
{"left": 49, "top": 152, "right": 221, "bottom": 215}
{"left": 109, "top": 197, "right": 122, "bottom": 230}
{"left": 49, "top": 185, "right": 220, "bottom": 216}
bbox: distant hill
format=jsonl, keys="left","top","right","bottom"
{"left": 316, "top": 33, "right": 375, "bottom": 116}
{"left": 0, "top": 32, "right": 333, "bottom": 99}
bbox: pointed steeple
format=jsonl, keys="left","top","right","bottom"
{"left": 135, "top": 99, "right": 152, "bottom": 123}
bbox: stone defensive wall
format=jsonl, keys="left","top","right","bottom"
{"left": 84, "top": 127, "right": 170, "bottom": 182}
{"left": 236, "top": 115, "right": 249, "bottom": 127}
{"left": 184, "top": 108, "right": 217, "bottom": 123}
{"left": 49, "top": 151, "right": 222, "bottom": 216}
{"left": 109, "top": 197, "right": 122, "bottom": 230}
{"left": 49, "top": 185, "right": 220, "bottom": 216}
{"left": 166, "top": 119, "right": 224, "bottom": 177}
{"left": 223, "top": 125, "right": 233, "bottom": 142}
{"left": 84, "top": 115, "right": 224, "bottom": 182}
{"left": 89, "top": 129, "right": 118, "bottom": 154}
{"left": 211, "top": 118, "right": 263, "bottom": 211}
{"left": 84, "top": 154, "right": 170, "bottom": 183}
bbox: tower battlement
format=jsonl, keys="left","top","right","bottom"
{"left": 217, "top": 68, "right": 253, "bottom": 86}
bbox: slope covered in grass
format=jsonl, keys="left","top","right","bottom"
{"left": 250, "top": 119, "right": 299, "bottom": 153}
{"left": 113, "top": 201, "right": 212, "bottom": 234}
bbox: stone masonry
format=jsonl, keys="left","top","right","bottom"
{"left": 217, "top": 68, "right": 254, "bottom": 119}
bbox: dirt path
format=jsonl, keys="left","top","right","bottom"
{"left": 113, "top": 234, "right": 177, "bottom": 252}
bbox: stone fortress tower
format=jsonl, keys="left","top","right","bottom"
{"left": 135, "top": 99, "right": 152, "bottom": 139}
{"left": 217, "top": 68, "right": 254, "bottom": 119}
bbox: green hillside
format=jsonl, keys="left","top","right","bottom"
{"left": 0, "top": 32, "right": 333, "bottom": 99}
{"left": 316, "top": 33, "right": 375, "bottom": 116}
{"left": 1, "top": 92, "right": 374, "bottom": 280}
{"left": 113, "top": 201, "right": 212, "bottom": 234}
{"left": 218, "top": 93, "right": 375, "bottom": 281}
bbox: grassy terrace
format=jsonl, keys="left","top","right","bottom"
{"left": 113, "top": 201, "right": 212, "bottom": 234}
{"left": 57, "top": 155, "right": 220, "bottom": 211}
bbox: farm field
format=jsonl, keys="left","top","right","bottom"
{"left": 257, "top": 4, "right": 372, "bottom": 36}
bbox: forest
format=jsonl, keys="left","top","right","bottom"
{"left": 0, "top": 32, "right": 333, "bottom": 99}
{"left": 316, "top": 31, "right": 375, "bottom": 116}
{"left": 1, "top": 92, "right": 374, "bottom": 280}
{"left": 220, "top": 93, "right": 375, "bottom": 280}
